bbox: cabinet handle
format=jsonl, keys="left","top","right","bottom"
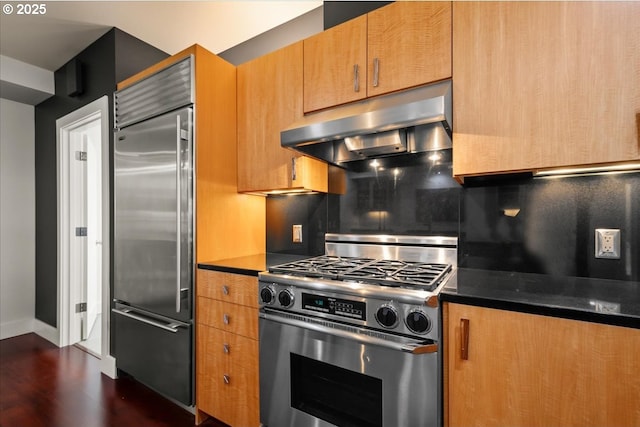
{"left": 373, "top": 58, "right": 380, "bottom": 87}
{"left": 223, "top": 314, "right": 230, "bottom": 325}
{"left": 460, "top": 318, "right": 470, "bottom": 360}
{"left": 223, "top": 375, "right": 230, "bottom": 385}
{"left": 223, "top": 343, "right": 230, "bottom": 354}
{"left": 353, "top": 64, "right": 360, "bottom": 92}
{"left": 291, "top": 157, "right": 297, "bottom": 181}
{"left": 222, "top": 285, "right": 229, "bottom": 296}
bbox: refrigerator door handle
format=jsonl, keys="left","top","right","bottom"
{"left": 175, "top": 114, "right": 182, "bottom": 314}
{"left": 112, "top": 308, "right": 181, "bottom": 333}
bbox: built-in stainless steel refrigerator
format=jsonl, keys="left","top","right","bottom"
{"left": 113, "top": 57, "right": 194, "bottom": 405}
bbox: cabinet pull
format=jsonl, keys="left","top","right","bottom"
{"left": 353, "top": 64, "right": 360, "bottom": 92}
{"left": 223, "top": 375, "right": 230, "bottom": 385}
{"left": 373, "top": 58, "right": 380, "bottom": 87}
{"left": 223, "top": 314, "right": 230, "bottom": 325}
{"left": 291, "top": 157, "right": 297, "bottom": 181}
{"left": 460, "top": 318, "right": 470, "bottom": 360}
{"left": 222, "top": 285, "right": 229, "bottom": 296}
{"left": 223, "top": 343, "right": 230, "bottom": 354}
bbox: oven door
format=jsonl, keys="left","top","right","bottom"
{"left": 259, "top": 309, "right": 439, "bottom": 427}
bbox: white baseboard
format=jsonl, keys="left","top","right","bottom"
{"left": 0, "top": 318, "right": 34, "bottom": 340}
{"left": 101, "top": 354, "right": 117, "bottom": 379}
{"left": 33, "top": 319, "right": 59, "bottom": 346}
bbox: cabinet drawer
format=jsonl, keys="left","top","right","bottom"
{"left": 197, "top": 324, "right": 258, "bottom": 371}
{"left": 197, "top": 297, "right": 258, "bottom": 339}
{"left": 197, "top": 269, "right": 258, "bottom": 308}
{"left": 197, "top": 324, "right": 260, "bottom": 427}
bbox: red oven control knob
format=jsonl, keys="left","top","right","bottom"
{"left": 260, "top": 286, "right": 276, "bottom": 305}
{"left": 375, "top": 304, "right": 398, "bottom": 328}
{"left": 278, "top": 289, "right": 295, "bottom": 308}
{"left": 406, "top": 310, "right": 431, "bottom": 334}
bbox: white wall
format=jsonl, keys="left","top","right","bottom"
{"left": 0, "top": 98, "right": 36, "bottom": 339}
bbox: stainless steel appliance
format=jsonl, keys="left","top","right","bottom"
{"left": 113, "top": 57, "right": 194, "bottom": 405}
{"left": 258, "top": 234, "right": 457, "bottom": 427}
{"left": 281, "top": 80, "right": 452, "bottom": 167}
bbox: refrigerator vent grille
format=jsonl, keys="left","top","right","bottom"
{"left": 115, "top": 56, "right": 194, "bottom": 128}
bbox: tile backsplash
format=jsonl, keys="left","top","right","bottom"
{"left": 460, "top": 172, "right": 639, "bottom": 281}
{"left": 266, "top": 152, "right": 639, "bottom": 282}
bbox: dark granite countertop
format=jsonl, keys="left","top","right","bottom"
{"left": 440, "top": 268, "right": 640, "bottom": 329}
{"left": 198, "top": 253, "right": 311, "bottom": 277}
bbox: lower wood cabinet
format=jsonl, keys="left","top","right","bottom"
{"left": 196, "top": 269, "right": 260, "bottom": 427}
{"left": 443, "top": 302, "right": 640, "bottom": 427}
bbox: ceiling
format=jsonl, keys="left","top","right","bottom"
{"left": 0, "top": 1, "right": 322, "bottom": 72}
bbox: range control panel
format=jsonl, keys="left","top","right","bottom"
{"left": 302, "top": 293, "right": 366, "bottom": 321}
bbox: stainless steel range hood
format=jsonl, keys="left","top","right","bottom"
{"left": 281, "top": 79, "right": 452, "bottom": 166}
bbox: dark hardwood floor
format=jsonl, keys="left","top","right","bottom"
{"left": 0, "top": 333, "right": 226, "bottom": 427}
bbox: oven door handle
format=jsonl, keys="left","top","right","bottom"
{"left": 259, "top": 311, "right": 437, "bottom": 354}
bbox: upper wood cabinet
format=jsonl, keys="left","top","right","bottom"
{"left": 237, "top": 41, "right": 328, "bottom": 193}
{"left": 443, "top": 302, "right": 640, "bottom": 427}
{"left": 303, "top": 1, "right": 452, "bottom": 113}
{"left": 452, "top": 2, "right": 640, "bottom": 180}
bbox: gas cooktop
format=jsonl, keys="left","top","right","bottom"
{"left": 269, "top": 255, "right": 452, "bottom": 292}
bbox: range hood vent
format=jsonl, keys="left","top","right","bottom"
{"left": 281, "top": 80, "right": 452, "bottom": 166}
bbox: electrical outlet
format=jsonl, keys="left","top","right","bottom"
{"left": 595, "top": 229, "right": 621, "bottom": 259}
{"left": 292, "top": 225, "right": 302, "bottom": 243}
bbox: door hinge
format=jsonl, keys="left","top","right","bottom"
{"left": 75, "top": 227, "right": 87, "bottom": 236}
{"left": 76, "top": 302, "right": 87, "bottom": 313}
{"left": 75, "top": 151, "right": 87, "bottom": 161}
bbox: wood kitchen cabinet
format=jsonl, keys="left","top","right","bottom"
{"left": 196, "top": 269, "right": 260, "bottom": 427}
{"left": 452, "top": 2, "right": 640, "bottom": 180}
{"left": 303, "top": 1, "right": 452, "bottom": 113}
{"left": 443, "top": 302, "right": 640, "bottom": 427}
{"left": 117, "top": 44, "right": 265, "bottom": 261}
{"left": 237, "top": 41, "right": 328, "bottom": 193}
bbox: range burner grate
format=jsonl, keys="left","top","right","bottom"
{"left": 270, "top": 256, "right": 451, "bottom": 291}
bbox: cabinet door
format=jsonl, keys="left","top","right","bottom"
{"left": 444, "top": 303, "right": 640, "bottom": 427}
{"left": 452, "top": 2, "right": 640, "bottom": 179}
{"left": 237, "top": 41, "right": 327, "bottom": 193}
{"left": 367, "top": 1, "right": 452, "bottom": 97}
{"left": 303, "top": 14, "right": 367, "bottom": 112}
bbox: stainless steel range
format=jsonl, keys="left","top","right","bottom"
{"left": 258, "top": 234, "right": 457, "bottom": 427}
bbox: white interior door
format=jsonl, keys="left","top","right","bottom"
{"left": 57, "top": 96, "right": 113, "bottom": 376}
{"left": 66, "top": 116, "right": 102, "bottom": 351}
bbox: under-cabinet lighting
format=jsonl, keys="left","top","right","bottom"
{"left": 535, "top": 163, "right": 640, "bottom": 179}
{"left": 428, "top": 152, "right": 442, "bottom": 162}
{"left": 267, "top": 189, "right": 317, "bottom": 196}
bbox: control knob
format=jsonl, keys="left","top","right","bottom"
{"left": 260, "top": 286, "right": 275, "bottom": 305}
{"left": 406, "top": 310, "right": 431, "bottom": 334}
{"left": 375, "top": 304, "right": 398, "bottom": 328}
{"left": 278, "top": 289, "right": 295, "bottom": 308}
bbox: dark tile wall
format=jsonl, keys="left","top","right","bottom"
{"left": 266, "top": 150, "right": 461, "bottom": 251}
{"left": 266, "top": 154, "right": 639, "bottom": 282}
{"left": 460, "top": 172, "right": 640, "bottom": 281}
{"left": 327, "top": 151, "right": 460, "bottom": 236}
{"left": 266, "top": 193, "right": 328, "bottom": 256}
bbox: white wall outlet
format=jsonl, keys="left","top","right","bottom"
{"left": 292, "top": 224, "right": 302, "bottom": 243}
{"left": 595, "top": 228, "right": 621, "bottom": 259}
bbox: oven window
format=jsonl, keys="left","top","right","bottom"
{"left": 290, "top": 353, "right": 382, "bottom": 427}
